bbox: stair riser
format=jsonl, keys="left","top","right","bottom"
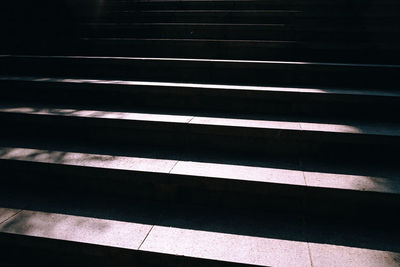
{"left": 77, "top": 11, "right": 400, "bottom": 24}
{"left": 79, "top": 25, "right": 400, "bottom": 42}
{"left": 101, "top": 1, "right": 400, "bottom": 12}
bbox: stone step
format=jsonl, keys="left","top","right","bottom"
{"left": 77, "top": 10, "right": 400, "bottom": 23}
{"left": 0, "top": 104, "right": 399, "bottom": 159}
{"left": 80, "top": 10, "right": 305, "bottom": 23}
{"left": 1, "top": 76, "right": 400, "bottom": 120}
{"left": 79, "top": 23, "right": 400, "bottom": 42}
{"left": 99, "top": 0, "right": 400, "bottom": 11}
{"left": 1, "top": 143, "right": 400, "bottom": 213}
{"left": 80, "top": 38, "right": 400, "bottom": 63}
{"left": 3, "top": 1, "right": 399, "bottom": 64}
{"left": 1, "top": 55, "right": 399, "bottom": 89}
{"left": 3, "top": 38, "right": 399, "bottom": 63}
{"left": 5, "top": 38, "right": 397, "bottom": 63}
{"left": 1, "top": 192, "right": 398, "bottom": 266}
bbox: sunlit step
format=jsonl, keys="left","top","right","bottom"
{"left": 1, "top": 104, "right": 399, "bottom": 135}
{"left": 1, "top": 145, "right": 400, "bottom": 196}
{"left": 3, "top": 75, "right": 400, "bottom": 96}
{"left": 1, "top": 198, "right": 398, "bottom": 266}
{"left": 1, "top": 104, "right": 399, "bottom": 159}
{"left": 1, "top": 55, "right": 400, "bottom": 88}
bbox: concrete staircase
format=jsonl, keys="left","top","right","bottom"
{"left": 1, "top": 0, "right": 400, "bottom": 266}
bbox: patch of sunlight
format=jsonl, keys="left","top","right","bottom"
{"left": 4, "top": 105, "right": 398, "bottom": 136}
{"left": 0, "top": 210, "right": 152, "bottom": 249}
{"left": 171, "top": 160, "right": 305, "bottom": 185}
{"left": 0, "top": 106, "right": 192, "bottom": 123}
{"left": 0, "top": 147, "right": 177, "bottom": 173}
{"left": 304, "top": 171, "right": 400, "bottom": 194}
{"left": 309, "top": 242, "right": 400, "bottom": 267}
{"left": 2, "top": 75, "right": 400, "bottom": 97}
{"left": 300, "top": 122, "right": 363, "bottom": 134}
{"left": 5, "top": 55, "right": 400, "bottom": 68}
{"left": 140, "top": 225, "right": 312, "bottom": 266}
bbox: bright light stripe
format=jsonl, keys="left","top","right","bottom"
{"left": 2, "top": 54, "right": 400, "bottom": 68}
{"left": 1, "top": 76, "right": 399, "bottom": 97}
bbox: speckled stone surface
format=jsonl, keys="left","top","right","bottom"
{"left": 0, "top": 147, "right": 177, "bottom": 173}
{"left": 0, "top": 210, "right": 153, "bottom": 249}
{"left": 304, "top": 171, "right": 400, "bottom": 194}
{"left": 0, "top": 208, "right": 20, "bottom": 225}
{"left": 140, "top": 205, "right": 311, "bottom": 267}
{"left": 171, "top": 161, "right": 305, "bottom": 186}
{"left": 141, "top": 225, "right": 311, "bottom": 267}
{"left": 309, "top": 243, "right": 400, "bottom": 267}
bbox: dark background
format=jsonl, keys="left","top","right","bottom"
{"left": 0, "top": 0, "right": 99, "bottom": 54}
